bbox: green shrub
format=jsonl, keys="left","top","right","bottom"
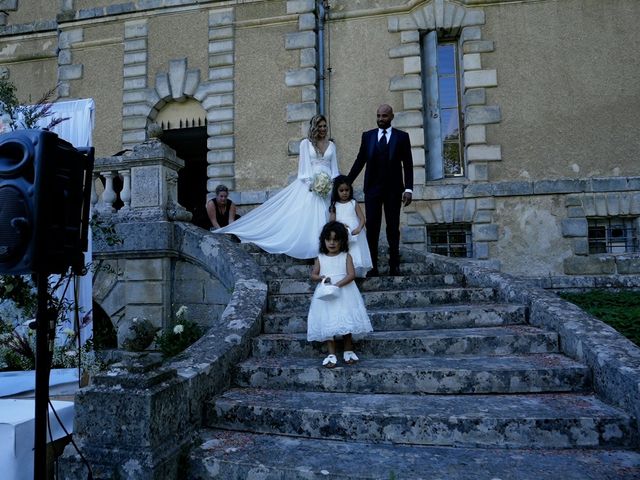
{"left": 559, "top": 290, "right": 640, "bottom": 346}
{"left": 122, "top": 318, "right": 159, "bottom": 352}
{"left": 155, "top": 306, "right": 203, "bottom": 358}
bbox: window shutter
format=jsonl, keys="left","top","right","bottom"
{"left": 423, "top": 30, "right": 443, "bottom": 180}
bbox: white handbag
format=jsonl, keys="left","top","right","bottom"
{"left": 316, "top": 276, "right": 339, "bottom": 301}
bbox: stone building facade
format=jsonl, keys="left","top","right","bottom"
{"left": 1, "top": 0, "right": 639, "bottom": 278}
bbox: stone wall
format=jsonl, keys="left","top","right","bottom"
{"left": 61, "top": 223, "right": 267, "bottom": 479}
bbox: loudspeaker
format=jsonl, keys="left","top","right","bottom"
{"left": 0, "top": 129, "right": 94, "bottom": 275}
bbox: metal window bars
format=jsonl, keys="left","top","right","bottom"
{"left": 588, "top": 218, "right": 639, "bottom": 254}
{"left": 427, "top": 225, "right": 473, "bottom": 258}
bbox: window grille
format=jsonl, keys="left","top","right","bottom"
{"left": 587, "top": 217, "right": 638, "bottom": 254}
{"left": 427, "top": 224, "right": 473, "bottom": 258}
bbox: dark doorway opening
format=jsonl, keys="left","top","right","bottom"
{"left": 160, "top": 127, "right": 211, "bottom": 229}
{"left": 92, "top": 302, "right": 117, "bottom": 349}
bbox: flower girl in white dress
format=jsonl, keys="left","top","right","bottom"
{"left": 307, "top": 221, "right": 372, "bottom": 368}
{"left": 329, "top": 175, "right": 373, "bottom": 278}
{"left": 214, "top": 115, "right": 339, "bottom": 259}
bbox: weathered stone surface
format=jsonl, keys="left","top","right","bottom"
{"left": 561, "top": 218, "right": 588, "bottom": 237}
{"left": 236, "top": 354, "right": 589, "bottom": 394}
{"left": 267, "top": 286, "right": 496, "bottom": 312}
{"left": 465, "top": 105, "right": 501, "bottom": 124}
{"left": 61, "top": 157, "right": 267, "bottom": 479}
{"left": 252, "top": 326, "right": 558, "bottom": 358}
{"left": 210, "top": 388, "right": 633, "bottom": 448}
{"left": 172, "top": 239, "right": 640, "bottom": 479}
{"left": 190, "top": 430, "right": 640, "bottom": 480}
{"left": 286, "top": 102, "right": 316, "bottom": 122}
{"left": 286, "top": 0, "right": 314, "bottom": 14}
{"left": 564, "top": 256, "right": 616, "bottom": 275}
{"left": 268, "top": 274, "right": 464, "bottom": 295}
{"left": 264, "top": 302, "right": 526, "bottom": 335}
{"left": 285, "top": 31, "right": 315, "bottom": 50}
{"left": 615, "top": 256, "right": 640, "bottom": 274}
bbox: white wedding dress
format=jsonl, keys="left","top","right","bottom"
{"left": 214, "top": 139, "right": 340, "bottom": 259}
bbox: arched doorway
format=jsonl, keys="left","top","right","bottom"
{"left": 156, "top": 100, "right": 210, "bottom": 229}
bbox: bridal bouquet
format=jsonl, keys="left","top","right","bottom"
{"left": 310, "top": 172, "right": 332, "bottom": 198}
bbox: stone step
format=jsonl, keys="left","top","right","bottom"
{"left": 208, "top": 389, "right": 637, "bottom": 449}
{"left": 262, "top": 261, "right": 459, "bottom": 280}
{"left": 263, "top": 303, "right": 528, "bottom": 334}
{"left": 267, "top": 286, "right": 496, "bottom": 312}
{"left": 249, "top": 247, "right": 427, "bottom": 266}
{"left": 235, "top": 353, "right": 591, "bottom": 395}
{"left": 252, "top": 326, "right": 559, "bottom": 358}
{"left": 189, "top": 429, "right": 640, "bottom": 480}
{"left": 251, "top": 251, "right": 314, "bottom": 266}
{"left": 268, "top": 273, "right": 465, "bottom": 295}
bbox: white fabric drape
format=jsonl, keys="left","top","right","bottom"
{"left": 40, "top": 98, "right": 95, "bottom": 148}
{"left": 37, "top": 99, "right": 95, "bottom": 346}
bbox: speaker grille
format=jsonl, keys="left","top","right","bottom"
{"left": 0, "top": 137, "right": 34, "bottom": 181}
{"left": 0, "top": 185, "right": 29, "bottom": 262}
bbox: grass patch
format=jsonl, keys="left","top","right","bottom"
{"left": 559, "top": 290, "right": 640, "bottom": 346}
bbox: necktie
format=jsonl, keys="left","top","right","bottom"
{"left": 379, "top": 130, "right": 387, "bottom": 148}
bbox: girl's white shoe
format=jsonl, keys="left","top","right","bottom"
{"left": 322, "top": 354, "right": 337, "bottom": 368}
{"left": 343, "top": 351, "right": 359, "bottom": 364}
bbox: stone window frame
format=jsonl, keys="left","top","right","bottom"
{"left": 284, "top": 0, "right": 318, "bottom": 157}
{"left": 563, "top": 192, "right": 640, "bottom": 275}
{"left": 426, "top": 222, "right": 474, "bottom": 258}
{"left": 0, "top": 0, "right": 18, "bottom": 27}
{"left": 422, "top": 31, "right": 466, "bottom": 179}
{"left": 387, "top": 0, "right": 501, "bottom": 187}
{"left": 403, "top": 196, "right": 497, "bottom": 260}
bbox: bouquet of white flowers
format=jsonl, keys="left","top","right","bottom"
{"left": 310, "top": 172, "right": 332, "bottom": 198}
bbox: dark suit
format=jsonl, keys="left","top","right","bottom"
{"left": 347, "top": 127, "right": 413, "bottom": 270}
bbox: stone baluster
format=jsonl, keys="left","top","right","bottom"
{"left": 99, "top": 171, "right": 117, "bottom": 213}
{"left": 119, "top": 169, "right": 131, "bottom": 210}
{"left": 90, "top": 172, "right": 99, "bottom": 212}
{"left": 91, "top": 139, "right": 191, "bottom": 221}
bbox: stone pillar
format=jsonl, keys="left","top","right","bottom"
{"left": 59, "top": 354, "right": 190, "bottom": 479}
{"left": 91, "top": 139, "right": 192, "bottom": 345}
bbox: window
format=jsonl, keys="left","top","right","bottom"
{"left": 422, "top": 32, "right": 464, "bottom": 180}
{"left": 427, "top": 224, "right": 473, "bottom": 258}
{"left": 588, "top": 217, "right": 639, "bottom": 254}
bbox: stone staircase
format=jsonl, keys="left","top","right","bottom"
{"left": 188, "top": 249, "right": 640, "bottom": 479}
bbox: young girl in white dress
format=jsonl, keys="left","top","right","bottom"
{"left": 214, "top": 115, "right": 339, "bottom": 259}
{"left": 307, "top": 221, "right": 373, "bottom": 368}
{"left": 329, "top": 175, "right": 373, "bottom": 278}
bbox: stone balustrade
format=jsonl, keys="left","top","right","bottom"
{"left": 60, "top": 136, "right": 268, "bottom": 478}
{"left": 91, "top": 139, "right": 191, "bottom": 222}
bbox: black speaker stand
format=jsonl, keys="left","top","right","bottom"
{"left": 34, "top": 272, "right": 52, "bottom": 480}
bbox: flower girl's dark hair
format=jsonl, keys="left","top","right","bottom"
{"left": 329, "top": 175, "right": 353, "bottom": 214}
{"left": 319, "top": 221, "right": 349, "bottom": 254}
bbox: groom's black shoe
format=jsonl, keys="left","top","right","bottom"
{"left": 366, "top": 268, "right": 379, "bottom": 278}
{"left": 389, "top": 265, "right": 401, "bottom": 276}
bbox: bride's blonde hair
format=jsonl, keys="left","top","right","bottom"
{"left": 307, "top": 114, "right": 327, "bottom": 151}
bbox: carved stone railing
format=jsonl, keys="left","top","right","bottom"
{"left": 89, "top": 140, "right": 196, "bottom": 337}
{"left": 60, "top": 138, "right": 268, "bottom": 478}
{"left": 60, "top": 224, "right": 267, "bottom": 479}
{"left": 91, "top": 139, "right": 191, "bottom": 222}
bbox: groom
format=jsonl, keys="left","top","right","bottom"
{"left": 347, "top": 104, "right": 413, "bottom": 277}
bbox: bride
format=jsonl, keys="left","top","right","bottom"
{"left": 214, "top": 114, "right": 340, "bottom": 259}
